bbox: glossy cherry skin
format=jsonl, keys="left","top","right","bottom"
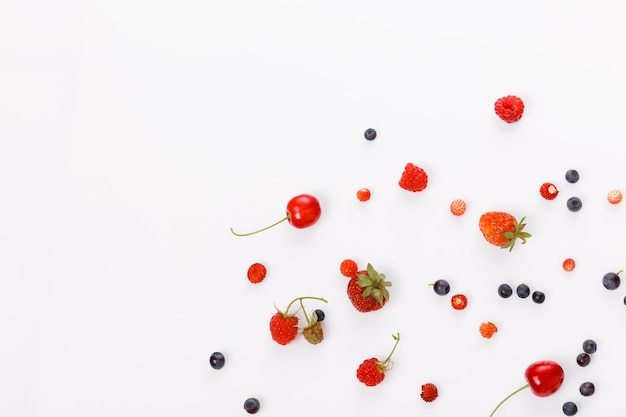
{"left": 524, "top": 360, "right": 564, "bottom": 397}
{"left": 286, "top": 194, "right": 321, "bottom": 229}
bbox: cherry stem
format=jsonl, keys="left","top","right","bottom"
{"left": 230, "top": 215, "right": 291, "bottom": 237}
{"left": 284, "top": 296, "right": 327, "bottom": 316}
{"left": 488, "top": 383, "right": 530, "bottom": 417}
{"left": 382, "top": 333, "right": 401, "bottom": 365}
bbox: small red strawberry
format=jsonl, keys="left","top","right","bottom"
{"left": 608, "top": 189, "right": 623, "bottom": 204}
{"left": 346, "top": 263, "right": 392, "bottom": 312}
{"left": 420, "top": 382, "right": 439, "bottom": 402}
{"left": 356, "top": 188, "right": 371, "bottom": 202}
{"left": 479, "top": 321, "right": 498, "bottom": 338}
{"left": 450, "top": 199, "right": 467, "bottom": 216}
{"left": 479, "top": 211, "right": 531, "bottom": 251}
{"left": 494, "top": 95, "right": 524, "bottom": 123}
{"left": 451, "top": 294, "right": 468, "bottom": 310}
{"left": 399, "top": 162, "right": 428, "bottom": 192}
{"left": 562, "top": 258, "right": 576, "bottom": 272}
{"left": 247, "top": 262, "right": 267, "bottom": 284}
{"left": 340, "top": 259, "right": 358, "bottom": 278}
{"left": 356, "top": 333, "right": 400, "bottom": 386}
{"left": 539, "top": 182, "right": 559, "bottom": 200}
{"left": 269, "top": 296, "right": 327, "bottom": 345}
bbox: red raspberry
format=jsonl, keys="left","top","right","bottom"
{"left": 479, "top": 322, "right": 498, "bottom": 339}
{"left": 494, "top": 95, "right": 524, "bottom": 123}
{"left": 450, "top": 199, "right": 467, "bottom": 216}
{"left": 356, "top": 358, "right": 385, "bottom": 386}
{"left": 399, "top": 162, "right": 428, "bottom": 192}
{"left": 356, "top": 188, "right": 371, "bottom": 202}
{"left": 562, "top": 258, "right": 576, "bottom": 272}
{"left": 608, "top": 189, "right": 623, "bottom": 204}
{"left": 269, "top": 312, "right": 299, "bottom": 345}
{"left": 247, "top": 263, "right": 267, "bottom": 284}
{"left": 539, "top": 182, "right": 559, "bottom": 200}
{"left": 340, "top": 259, "right": 358, "bottom": 278}
{"left": 420, "top": 383, "right": 439, "bottom": 402}
{"left": 451, "top": 294, "right": 468, "bottom": 310}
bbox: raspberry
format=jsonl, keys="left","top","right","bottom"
{"left": 420, "top": 383, "right": 439, "bottom": 402}
{"left": 494, "top": 95, "right": 524, "bottom": 123}
{"left": 356, "top": 358, "right": 385, "bottom": 386}
{"left": 302, "top": 321, "right": 324, "bottom": 345}
{"left": 399, "top": 162, "right": 428, "bottom": 192}
{"left": 247, "top": 263, "right": 267, "bottom": 284}
{"left": 340, "top": 259, "right": 358, "bottom": 278}
{"left": 539, "top": 182, "right": 559, "bottom": 200}
{"left": 608, "top": 189, "right": 623, "bottom": 204}
{"left": 356, "top": 188, "right": 371, "bottom": 202}
{"left": 479, "top": 322, "right": 498, "bottom": 338}
{"left": 269, "top": 312, "right": 299, "bottom": 345}
{"left": 451, "top": 294, "right": 468, "bottom": 310}
{"left": 450, "top": 199, "right": 467, "bottom": 216}
{"left": 562, "top": 258, "right": 576, "bottom": 272}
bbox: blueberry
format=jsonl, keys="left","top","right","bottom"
{"left": 432, "top": 279, "right": 450, "bottom": 296}
{"left": 244, "top": 397, "right": 260, "bottom": 414}
{"left": 209, "top": 352, "right": 225, "bottom": 370}
{"left": 576, "top": 353, "right": 591, "bottom": 367}
{"left": 364, "top": 128, "right": 377, "bottom": 141}
{"left": 562, "top": 401, "right": 578, "bottom": 416}
{"left": 579, "top": 381, "right": 595, "bottom": 396}
{"left": 565, "top": 169, "right": 580, "bottom": 183}
{"left": 314, "top": 309, "right": 325, "bottom": 322}
{"left": 516, "top": 283, "right": 530, "bottom": 298}
{"left": 531, "top": 290, "right": 545, "bottom": 304}
{"left": 498, "top": 283, "right": 513, "bottom": 298}
{"left": 602, "top": 272, "right": 621, "bottom": 290}
{"left": 582, "top": 339, "right": 597, "bottom": 354}
{"left": 566, "top": 197, "right": 583, "bottom": 212}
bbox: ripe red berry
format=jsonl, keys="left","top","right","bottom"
{"left": 450, "top": 199, "right": 467, "bottom": 216}
{"left": 479, "top": 322, "right": 498, "bottom": 338}
{"left": 451, "top": 294, "right": 468, "bottom": 310}
{"left": 608, "top": 189, "right": 623, "bottom": 204}
{"left": 562, "top": 258, "right": 576, "bottom": 272}
{"left": 494, "top": 95, "right": 524, "bottom": 123}
{"left": 340, "top": 259, "right": 358, "bottom": 278}
{"left": 399, "top": 162, "right": 428, "bottom": 192}
{"left": 539, "top": 182, "right": 559, "bottom": 200}
{"left": 356, "top": 188, "right": 371, "bottom": 202}
{"left": 356, "top": 333, "right": 400, "bottom": 387}
{"left": 269, "top": 312, "right": 299, "bottom": 345}
{"left": 420, "top": 383, "right": 439, "bottom": 402}
{"left": 247, "top": 263, "right": 267, "bottom": 284}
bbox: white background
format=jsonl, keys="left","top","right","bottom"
{"left": 2, "top": 1, "right": 626, "bottom": 416}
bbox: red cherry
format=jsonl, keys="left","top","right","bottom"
{"left": 231, "top": 194, "right": 321, "bottom": 236}
{"left": 488, "top": 360, "right": 564, "bottom": 417}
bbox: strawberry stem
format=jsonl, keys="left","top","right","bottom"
{"left": 230, "top": 215, "right": 291, "bottom": 237}
{"left": 381, "top": 333, "right": 401, "bottom": 366}
{"left": 284, "top": 296, "right": 327, "bottom": 316}
{"left": 488, "top": 383, "right": 530, "bottom": 417}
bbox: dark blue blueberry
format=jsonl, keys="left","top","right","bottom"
{"left": 602, "top": 272, "right": 621, "bottom": 290}
{"left": 498, "top": 283, "right": 513, "bottom": 298}
{"left": 209, "top": 352, "right": 225, "bottom": 370}
{"left": 566, "top": 197, "right": 582, "bottom": 212}
{"left": 579, "top": 381, "right": 595, "bottom": 396}
{"left": 516, "top": 283, "right": 530, "bottom": 298}
{"left": 576, "top": 353, "right": 591, "bottom": 367}
{"left": 582, "top": 339, "right": 597, "bottom": 354}
{"left": 562, "top": 401, "right": 578, "bottom": 416}
{"left": 565, "top": 169, "right": 580, "bottom": 183}
{"left": 432, "top": 279, "right": 450, "bottom": 296}
{"left": 314, "top": 309, "right": 325, "bottom": 322}
{"left": 244, "top": 397, "right": 260, "bottom": 414}
{"left": 532, "top": 290, "right": 545, "bottom": 304}
{"left": 364, "top": 128, "right": 377, "bottom": 141}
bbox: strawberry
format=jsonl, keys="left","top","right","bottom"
{"left": 269, "top": 296, "right": 327, "bottom": 345}
{"left": 451, "top": 294, "right": 468, "bottom": 310}
{"left": 494, "top": 95, "right": 524, "bottom": 123}
{"left": 356, "top": 188, "right": 371, "bottom": 202}
{"left": 478, "top": 211, "right": 531, "bottom": 251}
{"left": 608, "top": 189, "right": 623, "bottom": 204}
{"left": 420, "top": 383, "right": 439, "bottom": 402}
{"left": 539, "top": 182, "right": 559, "bottom": 200}
{"left": 479, "top": 322, "right": 498, "bottom": 338}
{"left": 399, "top": 162, "right": 428, "bottom": 192}
{"left": 356, "top": 333, "right": 400, "bottom": 386}
{"left": 340, "top": 259, "right": 358, "bottom": 278}
{"left": 450, "top": 199, "right": 467, "bottom": 216}
{"left": 346, "top": 263, "right": 392, "bottom": 312}
{"left": 562, "top": 258, "right": 576, "bottom": 272}
{"left": 247, "top": 262, "right": 267, "bottom": 284}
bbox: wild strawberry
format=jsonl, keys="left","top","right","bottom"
{"left": 451, "top": 294, "right": 468, "bottom": 310}
{"left": 269, "top": 296, "right": 327, "bottom": 345}
{"left": 247, "top": 262, "right": 267, "bottom": 284}
{"left": 450, "top": 199, "right": 467, "bottom": 216}
{"left": 494, "top": 95, "right": 524, "bottom": 123}
{"left": 420, "top": 383, "right": 439, "bottom": 402}
{"left": 340, "top": 259, "right": 358, "bottom": 278}
{"left": 346, "top": 263, "right": 392, "bottom": 312}
{"left": 479, "top": 322, "right": 498, "bottom": 338}
{"left": 478, "top": 211, "right": 531, "bottom": 251}
{"left": 608, "top": 189, "right": 623, "bottom": 204}
{"left": 356, "top": 333, "right": 400, "bottom": 386}
{"left": 539, "top": 182, "right": 559, "bottom": 200}
{"left": 399, "top": 162, "right": 428, "bottom": 192}
{"left": 562, "top": 258, "right": 576, "bottom": 272}
{"left": 356, "top": 188, "right": 371, "bottom": 202}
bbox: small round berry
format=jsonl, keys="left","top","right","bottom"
{"left": 539, "top": 182, "right": 559, "bottom": 200}
{"left": 494, "top": 95, "right": 524, "bottom": 123}
{"left": 562, "top": 258, "right": 576, "bottom": 272}
{"left": 432, "top": 279, "right": 451, "bottom": 296}
{"left": 579, "top": 381, "right": 595, "bottom": 397}
{"left": 497, "top": 283, "right": 513, "bottom": 298}
{"left": 450, "top": 199, "right": 467, "bottom": 216}
{"left": 364, "top": 128, "right": 377, "bottom": 141}
{"left": 420, "top": 382, "right": 439, "bottom": 402}
{"left": 243, "top": 397, "right": 260, "bottom": 414}
{"left": 356, "top": 188, "right": 371, "bottom": 202}
{"left": 340, "top": 259, "right": 358, "bottom": 278}
{"left": 209, "top": 352, "right": 225, "bottom": 370}
{"left": 562, "top": 401, "right": 578, "bottom": 416}
{"left": 451, "top": 294, "right": 468, "bottom": 310}
{"left": 247, "top": 263, "right": 267, "bottom": 284}
{"left": 576, "top": 353, "right": 591, "bottom": 367}
{"left": 314, "top": 309, "right": 325, "bottom": 322}
{"left": 566, "top": 197, "right": 583, "bottom": 212}
{"left": 565, "top": 169, "right": 580, "bottom": 183}
{"left": 582, "top": 339, "right": 597, "bottom": 354}
{"left": 602, "top": 271, "right": 621, "bottom": 290}
{"left": 608, "top": 189, "right": 623, "bottom": 204}
{"left": 531, "top": 290, "right": 546, "bottom": 304}
{"left": 516, "top": 283, "right": 530, "bottom": 299}
{"left": 479, "top": 322, "right": 498, "bottom": 339}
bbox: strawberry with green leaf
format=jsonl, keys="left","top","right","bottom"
{"left": 345, "top": 263, "right": 392, "bottom": 312}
